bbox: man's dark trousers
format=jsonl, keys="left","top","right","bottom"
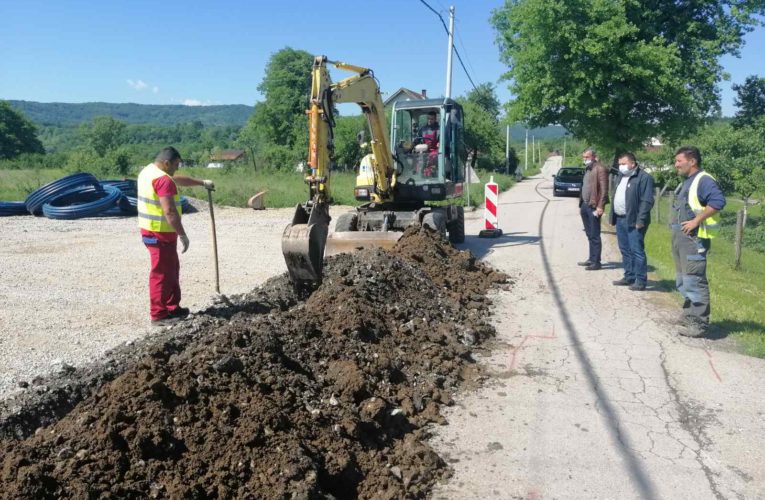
{"left": 615, "top": 216, "right": 647, "bottom": 285}
{"left": 580, "top": 204, "right": 602, "bottom": 264}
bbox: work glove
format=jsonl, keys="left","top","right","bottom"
{"left": 203, "top": 179, "right": 215, "bottom": 191}
{"left": 179, "top": 234, "right": 190, "bottom": 254}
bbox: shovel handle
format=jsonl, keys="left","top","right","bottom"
{"left": 207, "top": 188, "right": 220, "bottom": 294}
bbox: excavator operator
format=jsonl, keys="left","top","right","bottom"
{"left": 415, "top": 111, "right": 440, "bottom": 177}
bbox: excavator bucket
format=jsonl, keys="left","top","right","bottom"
{"left": 282, "top": 202, "right": 330, "bottom": 292}
{"left": 324, "top": 231, "right": 403, "bottom": 257}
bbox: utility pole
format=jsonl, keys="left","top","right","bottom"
{"left": 524, "top": 129, "right": 529, "bottom": 172}
{"left": 563, "top": 136, "right": 567, "bottom": 166}
{"left": 444, "top": 6, "right": 467, "bottom": 205}
{"left": 532, "top": 135, "right": 536, "bottom": 164}
{"left": 445, "top": 6, "right": 455, "bottom": 99}
{"left": 505, "top": 124, "right": 510, "bottom": 175}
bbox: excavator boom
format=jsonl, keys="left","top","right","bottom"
{"left": 282, "top": 56, "right": 399, "bottom": 292}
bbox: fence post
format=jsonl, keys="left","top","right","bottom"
{"left": 654, "top": 187, "right": 660, "bottom": 223}
{"left": 734, "top": 209, "right": 744, "bottom": 270}
{"left": 670, "top": 190, "right": 675, "bottom": 225}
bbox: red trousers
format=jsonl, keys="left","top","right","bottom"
{"left": 144, "top": 239, "right": 181, "bottom": 320}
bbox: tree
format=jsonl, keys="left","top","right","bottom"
{"left": 0, "top": 101, "right": 44, "bottom": 159}
{"left": 238, "top": 47, "right": 314, "bottom": 168}
{"left": 491, "top": 0, "right": 765, "bottom": 152}
{"left": 732, "top": 75, "right": 765, "bottom": 129}
{"left": 81, "top": 116, "right": 127, "bottom": 156}
{"left": 694, "top": 118, "right": 765, "bottom": 225}
{"left": 333, "top": 115, "right": 367, "bottom": 171}
{"left": 458, "top": 83, "right": 505, "bottom": 170}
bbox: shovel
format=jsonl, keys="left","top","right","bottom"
{"left": 206, "top": 187, "right": 231, "bottom": 304}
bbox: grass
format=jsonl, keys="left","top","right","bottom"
{"left": 647, "top": 195, "right": 765, "bottom": 357}
{"left": 1, "top": 166, "right": 516, "bottom": 209}
{"left": 176, "top": 167, "right": 359, "bottom": 208}
{"left": 179, "top": 167, "right": 517, "bottom": 208}
{"left": 0, "top": 168, "right": 70, "bottom": 201}
{"left": 448, "top": 170, "right": 517, "bottom": 208}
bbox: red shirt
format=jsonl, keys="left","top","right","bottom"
{"left": 140, "top": 176, "right": 178, "bottom": 243}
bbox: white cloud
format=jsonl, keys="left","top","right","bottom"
{"left": 182, "top": 99, "right": 211, "bottom": 106}
{"left": 127, "top": 79, "right": 149, "bottom": 91}
{"left": 152, "top": 86, "right": 159, "bottom": 94}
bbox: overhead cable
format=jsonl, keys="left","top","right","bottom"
{"left": 417, "top": 0, "right": 479, "bottom": 91}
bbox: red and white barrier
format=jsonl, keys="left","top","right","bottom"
{"left": 484, "top": 176, "right": 499, "bottom": 229}
{"left": 479, "top": 176, "right": 503, "bottom": 238}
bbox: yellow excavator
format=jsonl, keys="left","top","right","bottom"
{"left": 282, "top": 55, "right": 466, "bottom": 292}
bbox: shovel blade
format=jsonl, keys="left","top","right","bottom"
{"left": 325, "top": 231, "right": 403, "bottom": 257}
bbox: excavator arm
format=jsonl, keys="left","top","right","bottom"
{"left": 329, "top": 61, "right": 396, "bottom": 200}
{"left": 282, "top": 56, "right": 398, "bottom": 292}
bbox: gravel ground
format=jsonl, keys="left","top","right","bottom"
{"left": 0, "top": 199, "right": 351, "bottom": 399}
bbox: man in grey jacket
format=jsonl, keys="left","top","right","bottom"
{"left": 579, "top": 148, "right": 609, "bottom": 270}
{"left": 608, "top": 152, "right": 655, "bottom": 291}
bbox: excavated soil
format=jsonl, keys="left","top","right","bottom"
{"left": 0, "top": 226, "right": 509, "bottom": 499}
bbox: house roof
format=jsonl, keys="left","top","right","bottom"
{"left": 209, "top": 149, "right": 245, "bottom": 161}
{"left": 383, "top": 88, "right": 427, "bottom": 106}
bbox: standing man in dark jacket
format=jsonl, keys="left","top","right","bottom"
{"left": 671, "top": 146, "right": 726, "bottom": 337}
{"left": 609, "top": 152, "right": 655, "bottom": 290}
{"left": 578, "top": 148, "right": 609, "bottom": 270}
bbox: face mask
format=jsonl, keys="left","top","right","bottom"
{"left": 619, "top": 164, "right": 632, "bottom": 175}
{"left": 583, "top": 159, "right": 593, "bottom": 167}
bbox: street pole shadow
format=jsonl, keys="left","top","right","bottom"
{"left": 459, "top": 232, "right": 541, "bottom": 260}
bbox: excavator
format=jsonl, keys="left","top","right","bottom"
{"left": 282, "top": 56, "right": 466, "bottom": 292}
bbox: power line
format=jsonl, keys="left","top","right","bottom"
{"left": 417, "top": 0, "right": 479, "bottom": 92}
{"left": 454, "top": 18, "right": 478, "bottom": 81}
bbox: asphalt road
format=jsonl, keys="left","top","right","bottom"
{"left": 431, "top": 159, "right": 765, "bottom": 499}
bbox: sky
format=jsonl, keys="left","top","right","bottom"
{"left": 1, "top": 0, "right": 763, "bottom": 117}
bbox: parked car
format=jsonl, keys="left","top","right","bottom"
{"left": 552, "top": 167, "right": 585, "bottom": 197}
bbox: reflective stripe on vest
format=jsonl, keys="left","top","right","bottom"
{"left": 137, "top": 164, "right": 181, "bottom": 233}
{"left": 688, "top": 171, "right": 719, "bottom": 239}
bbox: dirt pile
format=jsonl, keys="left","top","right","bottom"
{"left": 0, "top": 227, "right": 509, "bottom": 499}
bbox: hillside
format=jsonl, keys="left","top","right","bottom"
{"left": 6, "top": 100, "right": 253, "bottom": 127}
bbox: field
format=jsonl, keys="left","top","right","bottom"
{"left": 1, "top": 167, "right": 517, "bottom": 209}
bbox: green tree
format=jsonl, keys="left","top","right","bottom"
{"left": 81, "top": 116, "right": 127, "bottom": 156}
{"left": 0, "top": 101, "right": 44, "bottom": 159}
{"left": 333, "top": 115, "right": 367, "bottom": 171}
{"left": 492, "top": 0, "right": 765, "bottom": 152}
{"left": 458, "top": 83, "right": 504, "bottom": 170}
{"left": 695, "top": 118, "right": 765, "bottom": 224}
{"left": 238, "top": 47, "right": 314, "bottom": 168}
{"left": 732, "top": 75, "right": 765, "bottom": 129}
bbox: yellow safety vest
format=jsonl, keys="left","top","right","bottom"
{"left": 688, "top": 171, "right": 720, "bottom": 239}
{"left": 137, "top": 163, "right": 181, "bottom": 233}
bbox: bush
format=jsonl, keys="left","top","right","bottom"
{"left": 0, "top": 152, "right": 68, "bottom": 170}
{"left": 255, "top": 143, "right": 303, "bottom": 171}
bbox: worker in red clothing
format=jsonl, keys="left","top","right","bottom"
{"left": 137, "top": 147, "right": 214, "bottom": 326}
{"left": 416, "top": 111, "right": 440, "bottom": 177}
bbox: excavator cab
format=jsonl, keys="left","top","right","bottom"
{"left": 354, "top": 98, "right": 464, "bottom": 203}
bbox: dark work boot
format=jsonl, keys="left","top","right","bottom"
{"left": 613, "top": 278, "right": 634, "bottom": 286}
{"left": 585, "top": 262, "right": 602, "bottom": 270}
{"left": 168, "top": 307, "right": 190, "bottom": 318}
